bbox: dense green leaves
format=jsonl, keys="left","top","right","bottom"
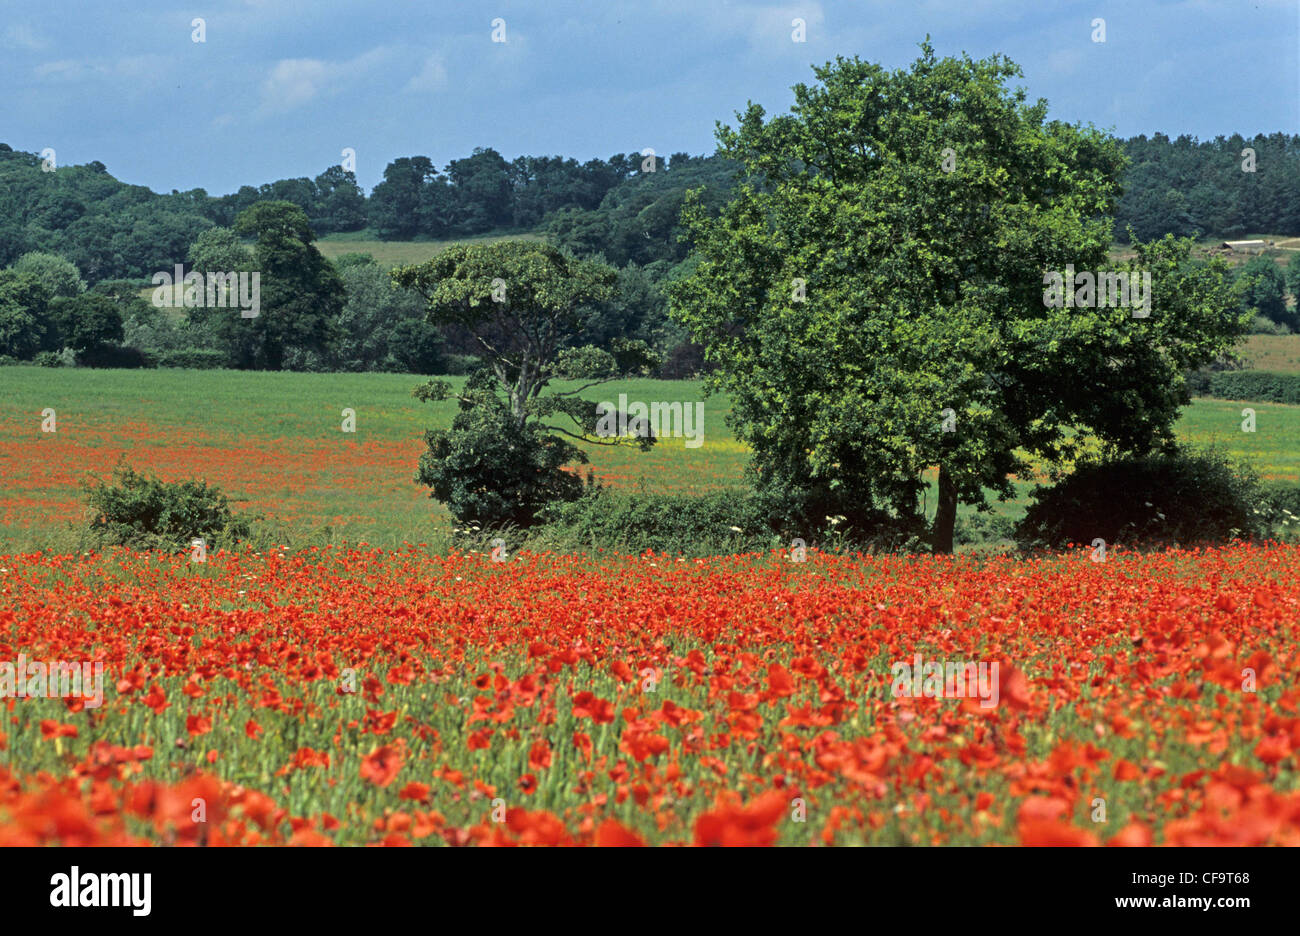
{"left": 671, "top": 46, "right": 1247, "bottom": 552}
{"left": 81, "top": 463, "right": 251, "bottom": 551}
{"left": 398, "top": 242, "right": 660, "bottom": 526}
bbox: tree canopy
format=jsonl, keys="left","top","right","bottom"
{"left": 670, "top": 45, "right": 1249, "bottom": 552}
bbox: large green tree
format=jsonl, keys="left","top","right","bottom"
{"left": 226, "top": 202, "right": 344, "bottom": 370}
{"left": 671, "top": 45, "right": 1248, "bottom": 552}
{"left": 9, "top": 251, "right": 85, "bottom": 299}
{"left": 1238, "top": 254, "right": 1293, "bottom": 329}
{"left": 330, "top": 254, "right": 443, "bottom": 373}
{"left": 0, "top": 271, "right": 55, "bottom": 359}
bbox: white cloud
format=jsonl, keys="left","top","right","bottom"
{"left": 261, "top": 58, "right": 333, "bottom": 110}
{"left": 3, "top": 24, "right": 48, "bottom": 52}
{"left": 405, "top": 54, "right": 448, "bottom": 93}
{"left": 258, "top": 46, "right": 392, "bottom": 113}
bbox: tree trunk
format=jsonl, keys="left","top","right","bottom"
{"left": 931, "top": 463, "right": 957, "bottom": 554}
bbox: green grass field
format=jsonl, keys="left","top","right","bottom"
{"left": 1239, "top": 334, "right": 1300, "bottom": 373}
{"left": 312, "top": 232, "right": 545, "bottom": 267}
{"left": 2, "top": 366, "right": 1296, "bottom": 551}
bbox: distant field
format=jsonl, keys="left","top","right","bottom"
{"left": 1110, "top": 234, "right": 1299, "bottom": 270}
{"left": 2, "top": 368, "right": 1296, "bottom": 550}
{"left": 312, "top": 232, "right": 545, "bottom": 267}
{"left": 0, "top": 369, "right": 741, "bottom": 549}
{"left": 1238, "top": 334, "right": 1300, "bottom": 373}
{"left": 137, "top": 232, "right": 547, "bottom": 306}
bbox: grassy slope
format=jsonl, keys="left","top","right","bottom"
{"left": 312, "top": 232, "right": 545, "bottom": 268}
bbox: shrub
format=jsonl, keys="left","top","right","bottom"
{"left": 440, "top": 353, "right": 480, "bottom": 376}
{"left": 532, "top": 488, "right": 773, "bottom": 556}
{"left": 954, "top": 512, "right": 1016, "bottom": 546}
{"left": 32, "top": 350, "right": 62, "bottom": 367}
{"left": 1015, "top": 446, "right": 1265, "bottom": 550}
{"left": 747, "top": 473, "right": 929, "bottom": 552}
{"left": 415, "top": 374, "right": 586, "bottom": 528}
{"left": 1248, "top": 314, "right": 1291, "bottom": 335}
{"left": 81, "top": 464, "right": 252, "bottom": 551}
{"left": 1197, "top": 371, "right": 1300, "bottom": 404}
{"left": 155, "top": 348, "right": 228, "bottom": 370}
{"left": 1258, "top": 481, "right": 1300, "bottom": 538}
{"left": 74, "top": 344, "right": 153, "bottom": 369}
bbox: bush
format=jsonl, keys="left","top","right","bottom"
{"left": 1258, "top": 481, "right": 1300, "bottom": 537}
{"left": 954, "top": 512, "right": 1016, "bottom": 546}
{"left": 415, "top": 373, "right": 586, "bottom": 528}
{"left": 532, "top": 488, "right": 773, "bottom": 555}
{"left": 1196, "top": 371, "right": 1300, "bottom": 404}
{"left": 440, "top": 354, "right": 480, "bottom": 376}
{"left": 33, "top": 350, "right": 62, "bottom": 367}
{"left": 81, "top": 464, "right": 252, "bottom": 551}
{"left": 155, "top": 348, "right": 228, "bottom": 370}
{"left": 1248, "top": 314, "right": 1291, "bottom": 335}
{"left": 747, "top": 472, "right": 929, "bottom": 552}
{"left": 74, "top": 344, "right": 154, "bottom": 369}
{"left": 1015, "top": 446, "right": 1265, "bottom": 550}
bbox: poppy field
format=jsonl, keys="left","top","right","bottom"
{"left": 1, "top": 541, "right": 1297, "bottom": 846}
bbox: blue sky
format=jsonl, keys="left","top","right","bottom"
{"left": 2, "top": 0, "right": 1297, "bottom": 196}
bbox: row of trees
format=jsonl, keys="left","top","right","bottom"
{"left": 4, "top": 131, "right": 1298, "bottom": 289}
{"left": 0, "top": 203, "right": 436, "bottom": 372}
{"left": 1115, "top": 133, "right": 1300, "bottom": 242}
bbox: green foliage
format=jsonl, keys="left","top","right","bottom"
{"left": 74, "top": 344, "right": 152, "bottom": 369}
{"left": 218, "top": 202, "right": 344, "bottom": 370}
{"left": 187, "top": 226, "right": 255, "bottom": 274}
{"left": 1248, "top": 314, "right": 1291, "bottom": 335}
{"left": 9, "top": 251, "right": 85, "bottom": 298}
{"left": 546, "top": 154, "right": 738, "bottom": 267}
{"left": 532, "top": 488, "right": 772, "bottom": 556}
{"left": 1258, "top": 481, "right": 1300, "bottom": 536}
{"left": 396, "top": 241, "right": 664, "bottom": 525}
{"left": 330, "top": 255, "right": 443, "bottom": 373}
{"left": 0, "top": 146, "right": 213, "bottom": 280}
{"left": 953, "top": 512, "right": 1016, "bottom": 547}
{"left": 81, "top": 464, "right": 252, "bottom": 551}
{"left": 1238, "top": 254, "right": 1295, "bottom": 329}
{"left": 0, "top": 270, "right": 56, "bottom": 359}
{"left": 1188, "top": 370, "right": 1300, "bottom": 404}
{"left": 1, "top": 136, "right": 1292, "bottom": 294}
{"left": 671, "top": 45, "right": 1247, "bottom": 553}
{"left": 743, "top": 472, "right": 930, "bottom": 551}
{"left": 1286, "top": 252, "right": 1300, "bottom": 302}
{"left": 1113, "top": 133, "right": 1300, "bottom": 242}
{"left": 394, "top": 240, "right": 657, "bottom": 424}
{"left": 1015, "top": 446, "right": 1266, "bottom": 549}
{"left": 50, "top": 292, "right": 124, "bottom": 351}
{"left": 155, "top": 348, "right": 228, "bottom": 369}
{"left": 441, "top": 353, "right": 481, "bottom": 376}
{"left": 413, "top": 370, "right": 589, "bottom": 527}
